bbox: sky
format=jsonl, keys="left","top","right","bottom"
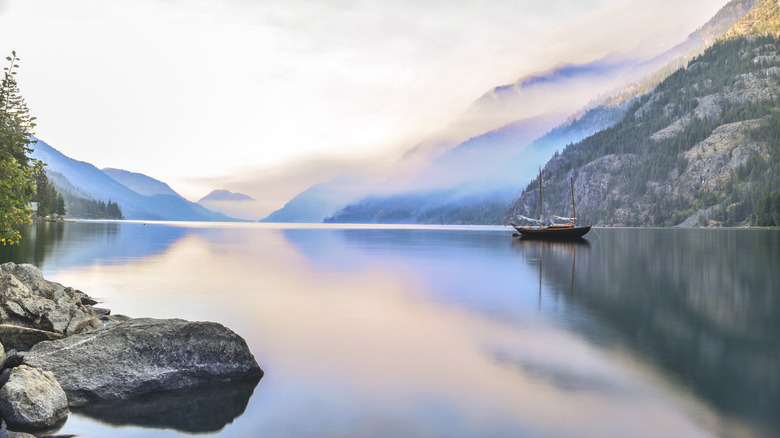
{"left": 0, "top": 0, "right": 731, "bottom": 211}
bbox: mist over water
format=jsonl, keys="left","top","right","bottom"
{"left": 1, "top": 222, "right": 777, "bottom": 438}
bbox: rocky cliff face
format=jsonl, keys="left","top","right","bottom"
{"left": 725, "top": 0, "right": 780, "bottom": 39}
{"left": 505, "top": 35, "right": 780, "bottom": 227}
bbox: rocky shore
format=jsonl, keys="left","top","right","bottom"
{"left": 0, "top": 262, "right": 263, "bottom": 436}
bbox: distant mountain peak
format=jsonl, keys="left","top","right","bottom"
{"left": 198, "top": 189, "right": 256, "bottom": 203}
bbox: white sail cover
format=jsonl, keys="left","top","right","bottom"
{"left": 517, "top": 215, "right": 545, "bottom": 225}
{"left": 552, "top": 215, "right": 576, "bottom": 224}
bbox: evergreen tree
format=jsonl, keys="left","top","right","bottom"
{"left": 0, "top": 51, "right": 41, "bottom": 244}
{"left": 34, "top": 170, "right": 66, "bottom": 218}
{"left": 54, "top": 193, "right": 66, "bottom": 217}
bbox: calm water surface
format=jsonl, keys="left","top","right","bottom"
{"left": 0, "top": 222, "right": 777, "bottom": 438}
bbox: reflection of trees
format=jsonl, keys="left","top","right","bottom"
{"left": 517, "top": 229, "right": 779, "bottom": 435}
{"left": 0, "top": 222, "right": 125, "bottom": 268}
{"left": 0, "top": 222, "right": 67, "bottom": 266}
{"left": 0, "top": 222, "right": 197, "bottom": 272}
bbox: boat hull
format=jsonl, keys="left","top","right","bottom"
{"left": 512, "top": 225, "right": 591, "bottom": 239}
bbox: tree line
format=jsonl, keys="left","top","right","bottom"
{"left": 34, "top": 170, "right": 65, "bottom": 218}
{"left": 1, "top": 52, "right": 124, "bottom": 243}
{"left": 0, "top": 51, "right": 40, "bottom": 244}
{"left": 61, "top": 192, "right": 123, "bottom": 220}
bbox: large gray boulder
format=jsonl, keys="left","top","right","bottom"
{"left": 0, "top": 365, "right": 69, "bottom": 430}
{"left": 21, "top": 318, "right": 263, "bottom": 406}
{"left": 0, "top": 263, "right": 102, "bottom": 341}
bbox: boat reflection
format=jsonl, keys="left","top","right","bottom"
{"left": 512, "top": 236, "right": 590, "bottom": 306}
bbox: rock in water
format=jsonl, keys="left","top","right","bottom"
{"left": 0, "top": 263, "right": 103, "bottom": 338}
{"left": 0, "top": 365, "right": 69, "bottom": 430}
{"left": 21, "top": 318, "right": 263, "bottom": 406}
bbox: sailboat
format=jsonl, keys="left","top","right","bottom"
{"left": 511, "top": 172, "right": 591, "bottom": 239}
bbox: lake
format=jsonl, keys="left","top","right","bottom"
{"left": 0, "top": 222, "right": 778, "bottom": 438}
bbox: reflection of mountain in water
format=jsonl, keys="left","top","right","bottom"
{"left": 517, "top": 229, "right": 779, "bottom": 436}
{"left": 0, "top": 222, "right": 192, "bottom": 272}
{"left": 282, "top": 227, "right": 533, "bottom": 320}
{"left": 74, "top": 377, "right": 260, "bottom": 433}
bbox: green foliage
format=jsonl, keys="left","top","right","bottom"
{"left": 34, "top": 170, "right": 66, "bottom": 218}
{"left": 0, "top": 51, "right": 41, "bottom": 244}
{"left": 705, "top": 109, "right": 780, "bottom": 226}
{"left": 530, "top": 36, "right": 780, "bottom": 226}
{"left": 59, "top": 189, "right": 124, "bottom": 220}
{"left": 753, "top": 189, "right": 780, "bottom": 225}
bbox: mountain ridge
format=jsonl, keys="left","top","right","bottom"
{"left": 281, "top": 0, "right": 762, "bottom": 225}
{"left": 725, "top": 0, "right": 780, "bottom": 38}
{"left": 504, "top": 31, "right": 780, "bottom": 227}
{"left": 30, "top": 139, "right": 238, "bottom": 221}
{"left": 102, "top": 167, "right": 180, "bottom": 198}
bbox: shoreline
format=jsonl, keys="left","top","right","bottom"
{"left": 0, "top": 262, "right": 262, "bottom": 435}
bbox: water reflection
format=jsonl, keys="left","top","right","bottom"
{"left": 512, "top": 237, "right": 590, "bottom": 306}
{"left": 74, "top": 377, "right": 260, "bottom": 433}
{"left": 0, "top": 221, "right": 67, "bottom": 266}
{"left": 517, "top": 228, "right": 779, "bottom": 436}
{"left": 0, "top": 221, "right": 192, "bottom": 272}
{"left": 0, "top": 223, "right": 777, "bottom": 437}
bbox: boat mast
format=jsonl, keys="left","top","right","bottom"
{"left": 570, "top": 176, "right": 576, "bottom": 224}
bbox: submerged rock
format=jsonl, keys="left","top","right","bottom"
{"left": 0, "top": 365, "right": 69, "bottom": 430}
{"left": 22, "top": 318, "right": 263, "bottom": 406}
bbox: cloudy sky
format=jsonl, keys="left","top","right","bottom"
{"left": 0, "top": 0, "right": 729, "bottom": 208}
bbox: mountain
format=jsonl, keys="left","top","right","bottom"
{"left": 279, "top": 0, "right": 760, "bottom": 225}
{"left": 262, "top": 177, "right": 366, "bottom": 223}
{"left": 323, "top": 102, "right": 634, "bottom": 224}
{"left": 198, "top": 190, "right": 255, "bottom": 202}
{"left": 102, "top": 168, "right": 179, "bottom": 197}
{"left": 642, "top": 0, "right": 760, "bottom": 68}
{"left": 197, "top": 190, "right": 262, "bottom": 221}
{"left": 724, "top": 0, "right": 780, "bottom": 38}
{"left": 29, "top": 139, "right": 237, "bottom": 221}
{"left": 505, "top": 20, "right": 780, "bottom": 227}
{"left": 269, "top": 69, "right": 637, "bottom": 224}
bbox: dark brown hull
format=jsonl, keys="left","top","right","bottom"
{"left": 512, "top": 225, "right": 591, "bottom": 239}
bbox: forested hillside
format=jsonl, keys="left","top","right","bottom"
{"left": 505, "top": 34, "right": 780, "bottom": 227}
{"left": 319, "top": 0, "right": 759, "bottom": 225}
